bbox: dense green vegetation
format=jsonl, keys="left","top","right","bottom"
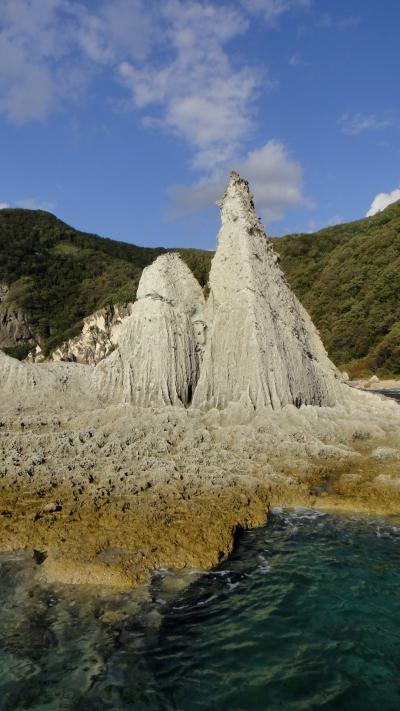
{"left": 274, "top": 201, "right": 400, "bottom": 376}
{"left": 0, "top": 209, "right": 211, "bottom": 356}
{"left": 0, "top": 202, "right": 399, "bottom": 375}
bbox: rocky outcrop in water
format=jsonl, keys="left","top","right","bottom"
{"left": 1, "top": 175, "right": 399, "bottom": 590}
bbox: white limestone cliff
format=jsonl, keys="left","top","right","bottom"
{"left": 0, "top": 174, "right": 349, "bottom": 413}
{"left": 49, "top": 303, "right": 133, "bottom": 365}
{"left": 192, "top": 172, "right": 344, "bottom": 410}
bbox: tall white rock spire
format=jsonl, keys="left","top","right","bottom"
{"left": 192, "top": 172, "right": 342, "bottom": 410}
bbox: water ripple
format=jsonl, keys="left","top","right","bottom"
{"left": 1, "top": 509, "right": 400, "bottom": 709}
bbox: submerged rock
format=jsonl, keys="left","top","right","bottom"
{"left": 192, "top": 172, "right": 343, "bottom": 410}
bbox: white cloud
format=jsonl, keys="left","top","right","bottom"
{"left": 366, "top": 188, "right": 400, "bottom": 217}
{"left": 306, "top": 214, "right": 342, "bottom": 232}
{"left": 244, "top": 0, "right": 311, "bottom": 25}
{"left": 340, "top": 112, "right": 396, "bottom": 135}
{"left": 288, "top": 52, "right": 309, "bottom": 66}
{"left": 318, "top": 13, "right": 362, "bottom": 30}
{"left": 0, "top": 0, "right": 151, "bottom": 123}
{"left": 73, "top": 0, "right": 153, "bottom": 63}
{"left": 338, "top": 16, "right": 362, "bottom": 30}
{"left": 0, "top": 0, "right": 310, "bottom": 224}
{"left": 0, "top": 0, "right": 84, "bottom": 122}
{"left": 0, "top": 198, "right": 55, "bottom": 211}
{"left": 169, "top": 140, "right": 304, "bottom": 223}
{"left": 119, "top": 1, "right": 259, "bottom": 169}
{"left": 0, "top": 0, "right": 262, "bottom": 169}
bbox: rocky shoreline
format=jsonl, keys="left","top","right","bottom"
{"left": 1, "top": 173, "right": 399, "bottom": 590}
{"left": 352, "top": 378, "right": 400, "bottom": 393}
{"left": 1, "top": 388, "right": 399, "bottom": 589}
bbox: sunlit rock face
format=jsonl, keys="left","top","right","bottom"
{"left": 0, "top": 348, "right": 96, "bottom": 410}
{"left": 96, "top": 253, "right": 205, "bottom": 407}
{"left": 0, "top": 174, "right": 345, "bottom": 413}
{"left": 48, "top": 304, "right": 133, "bottom": 365}
{"left": 192, "top": 172, "right": 343, "bottom": 410}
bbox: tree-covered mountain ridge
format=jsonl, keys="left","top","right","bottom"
{"left": 0, "top": 201, "right": 399, "bottom": 376}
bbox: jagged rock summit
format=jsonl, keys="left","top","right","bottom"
{"left": 0, "top": 173, "right": 345, "bottom": 412}
{"left": 192, "top": 172, "right": 343, "bottom": 409}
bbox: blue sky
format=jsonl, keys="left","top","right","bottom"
{"left": 1, "top": 0, "right": 399, "bottom": 250}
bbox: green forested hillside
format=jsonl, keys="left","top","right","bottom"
{"left": 0, "top": 202, "right": 399, "bottom": 375}
{"left": 274, "top": 201, "right": 400, "bottom": 376}
{"left": 0, "top": 209, "right": 212, "bottom": 356}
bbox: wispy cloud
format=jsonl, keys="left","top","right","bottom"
{"left": 366, "top": 187, "right": 400, "bottom": 216}
{"left": 318, "top": 13, "right": 363, "bottom": 30}
{"left": 340, "top": 112, "right": 397, "bottom": 136}
{"left": 119, "top": 1, "right": 260, "bottom": 170}
{"left": 244, "top": 0, "right": 311, "bottom": 26}
{"left": 306, "top": 214, "right": 342, "bottom": 232}
{"left": 0, "top": 0, "right": 313, "bottom": 223}
{"left": 0, "top": 203, "right": 10, "bottom": 210}
{"left": 288, "top": 52, "right": 309, "bottom": 67}
{"left": 74, "top": 0, "right": 153, "bottom": 63}
{"left": 0, "top": 0, "right": 85, "bottom": 123}
{"left": 0, "top": 0, "right": 152, "bottom": 124}
{"left": 169, "top": 140, "right": 304, "bottom": 223}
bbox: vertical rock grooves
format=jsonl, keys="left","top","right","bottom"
{"left": 1, "top": 174, "right": 345, "bottom": 412}
{"left": 96, "top": 253, "right": 205, "bottom": 406}
{"left": 192, "top": 172, "right": 343, "bottom": 410}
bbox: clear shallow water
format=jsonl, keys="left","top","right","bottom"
{"left": 1, "top": 509, "right": 400, "bottom": 710}
{"left": 371, "top": 389, "right": 400, "bottom": 403}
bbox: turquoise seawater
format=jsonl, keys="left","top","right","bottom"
{"left": 1, "top": 508, "right": 400, "bottom": 710}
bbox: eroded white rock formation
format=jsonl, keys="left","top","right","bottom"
{"left": 0, "top": 174, "right": 349, "bottom": 413}
{"left": 96, "top": 253, "right": 205, "bottom": 406}
{"left": 49, "top": 303, "right": 133, "bottom": 365}
{"left": 0, "top": 349, "right": 96, "bottom": 410}
{"left": 192, "top": 172, "right": 343, "bottom": 410}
